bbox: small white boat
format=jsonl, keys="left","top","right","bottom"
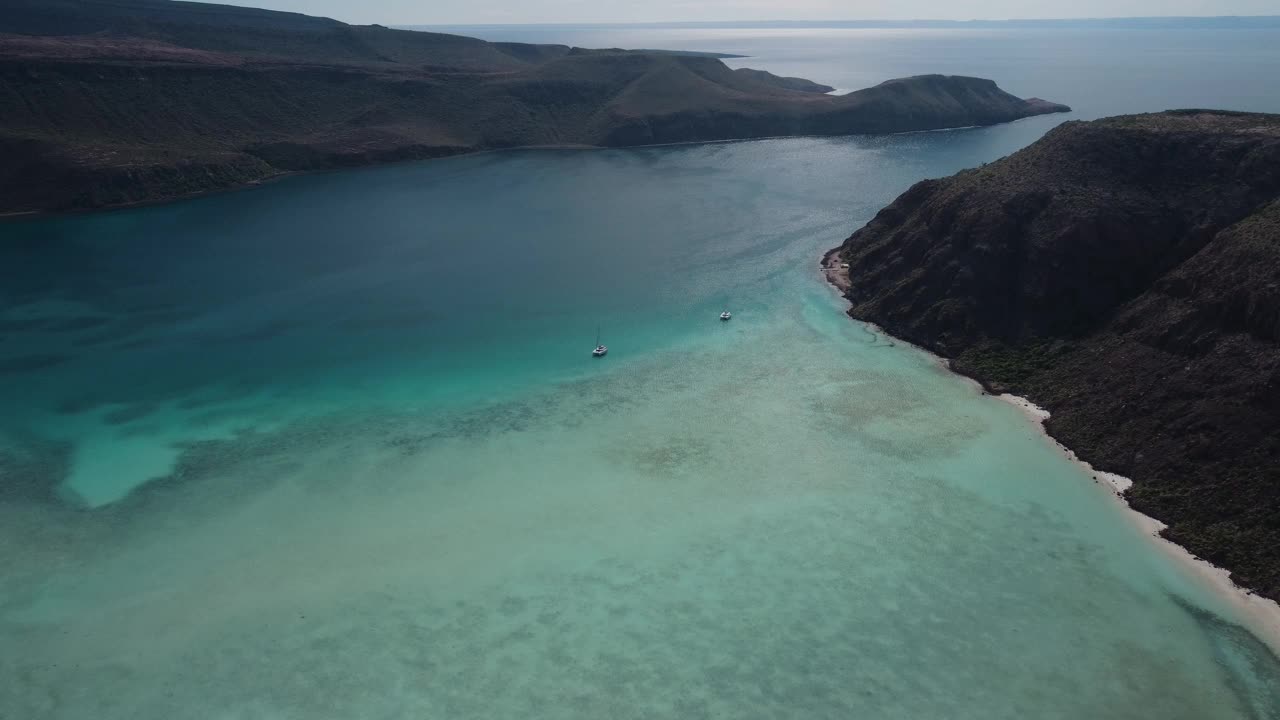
{"left": 592, "top": 328, "right": 608, "bottom": 357}
{"left": 720, "top": 311, "right": 732, "bottom": 321}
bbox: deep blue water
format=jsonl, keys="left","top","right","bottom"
{"left": 434, "top": 24, "right": 1280, "bottom": 119}
{"left": 2, "top": 24, "right": 1279, "bottom": 720}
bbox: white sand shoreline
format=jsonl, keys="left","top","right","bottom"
{"left": 817, "top": 252, "right": 1280, "bottom": 654}
{"left": 994, "top": 392, "right": 1280, "bottom": 654}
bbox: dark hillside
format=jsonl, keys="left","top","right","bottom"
{"left": 0, "top": 0, "right": 1068, "bottom": 213}
{"left": 731, "top": 67, "right": 835, "bottom": 94}
{"left": 831, "top": 111, "right": 1280, "bottom": 600}
{"left": 0, "top": 0, "right": 544, "bottom": 67}
{"left": 1, "top": 0, "right": 344, "bottom": 35}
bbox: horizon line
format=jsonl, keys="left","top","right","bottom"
{"left": 409, "top": 15, "right": 1280, "bottom": 28}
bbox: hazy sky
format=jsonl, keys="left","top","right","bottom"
{"left": 230, "top": 1, "right": 1280, "bottom": 25}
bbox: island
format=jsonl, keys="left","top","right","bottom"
{"left": 827, "top": 110, "right": 1280, "bottom": 602}
{"left": 0, "top": 0, "right": 1068, "bottom": 214}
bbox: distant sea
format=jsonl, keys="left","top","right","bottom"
{"left": 3, "top": 21, "right": 1280, "bottom": 720}
{"left": 421, "top": 20, "right": 1280, "bottom": 118}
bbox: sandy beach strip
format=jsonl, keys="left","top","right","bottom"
{"left": 819, "top": 249, "right": 1280, "bottom": 653}
{"left": 995, "top": 392, "right": 1280, "bottom": 653}
{"left": 820, "top": 247, "right": 852, "bottom": 293}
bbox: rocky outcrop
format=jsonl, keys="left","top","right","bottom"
{"left": 0, "top": 0, "right": 1067, "bottom": 213}
{"left": 831, "top": 110, "right": 1280, "bottom": 601}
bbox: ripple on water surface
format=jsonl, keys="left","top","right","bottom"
{"left": 1, "top": 140, "right": 1278, "bottom": 719}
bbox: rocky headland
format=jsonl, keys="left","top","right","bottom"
{"left": 0, "top": 0, "right": 1068, "bottom": 214}
{"left": 828, "top": 110, "right": 1280, "bottom": 602}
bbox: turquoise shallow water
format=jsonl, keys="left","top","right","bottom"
{"left": 3, "top": 131, "right": 1279, "bottom": 718}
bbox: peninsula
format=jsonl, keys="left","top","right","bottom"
{"left": 827, "top": 110, "right": 1280, "bottom": 602}
{"left": 0, "top": 0, "right": 1068, "bottom": 213}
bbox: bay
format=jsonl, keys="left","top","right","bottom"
{"left": 2, "top": 23, "right": 1279, "bottom": 719}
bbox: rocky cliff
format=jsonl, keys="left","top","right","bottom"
{"left": 831, "top": 110, "right": 1280, "bottom": 601}
{"left": 0, "top": 0, "right": 1068, "bottom": 213}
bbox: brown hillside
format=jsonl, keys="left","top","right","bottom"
{"left": 832, "top": 111, "right": 1280, "bottom": 600}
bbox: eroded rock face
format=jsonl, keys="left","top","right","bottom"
{"left": 834, "top": 110, "right": 1280, "bottom": 600}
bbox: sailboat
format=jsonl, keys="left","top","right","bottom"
{"left": 592, "top": 327, "right": 608, "bottom": 357}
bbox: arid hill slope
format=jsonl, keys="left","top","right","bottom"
{"left": 0, "top": 0, "right": 1068, "bottom": 213}
{"left": 831, "top": 111, "right": 1280, "bottom": 600}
